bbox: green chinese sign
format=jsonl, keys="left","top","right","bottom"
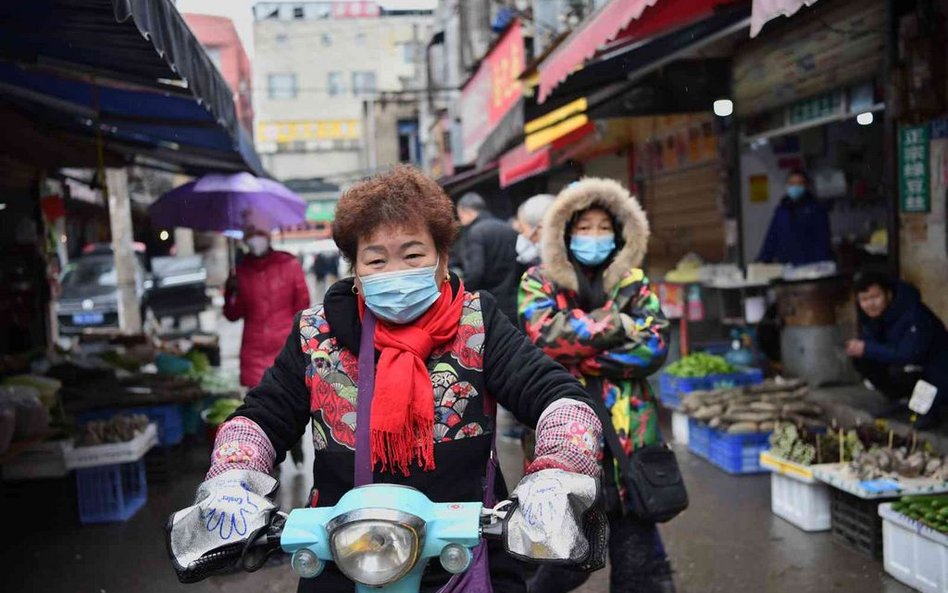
{"left": 899, "top": 125, "right": 930, "bottom": 213}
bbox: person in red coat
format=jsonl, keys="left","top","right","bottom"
{"left": 224, "top": 228, "right": 310, "bottom": 388}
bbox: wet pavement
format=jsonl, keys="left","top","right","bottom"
{"left": 0, "top": 302, "right": 915, "bottom": 593}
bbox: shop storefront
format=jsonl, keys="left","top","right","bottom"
{"left": 733, "top": 0, "right": 891, "bottom": 272}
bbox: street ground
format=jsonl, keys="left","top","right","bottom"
{"left": 0, "top": 284, "right": 914, "bottom": 593}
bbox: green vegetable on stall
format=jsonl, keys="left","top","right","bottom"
{"left": 666, "top": 353, "right": 737, "bottom": 378}
{"left": 894, "top": 494, "right": 948, "bottom": 534}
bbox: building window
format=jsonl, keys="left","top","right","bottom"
{"left": 205, "top": 46, "right": 223, "bottom": 71}
{"left": 327, "top": 72, "right": 345, "bottom": 97}
{"left": 351, "top": 71, "right": 377, "bottom": 96}
{"left": 267, "top": 73, "right": 297, "bottom": 100}
{"left": 293, "top": 5, "right": 304, "bottom": 19}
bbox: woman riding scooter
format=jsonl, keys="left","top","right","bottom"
{"left": 519, "top": 178, "right": 676, "bottom": 593}
{"left": 167, "top": 165, "right": 603, "bottom": 592}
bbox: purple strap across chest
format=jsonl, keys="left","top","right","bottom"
{"left": 352, "top": 308, "right": 496, "bottom": 507}
{"left": 354, "top": 310, "right": 377, "bottom": 487}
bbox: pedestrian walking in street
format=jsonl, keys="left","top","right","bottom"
{"left": 456, "top": 192, "right": 520, "bottom": 322}
{"left": 515, "top": 193, "right": 556, "bottom": 271}
{"left": 757, "top": 169, "right": 833, "bottom": 265}
{"left": 224, "top": 227, "right": 311, "bottom": 388}
{"left": 846, "top": 270, "right": 947, "bottom": 429}
{"left": 500, "top": 193, "right": 556, "bottom": 444}
{"left": 224, "top": 227, "right": 310, "bottom": 465}
{"left": 168, "top": 165, "right": 604, "bottom": 592}
{"left": 519, "top": 178, "right": 676, "bottom": 593}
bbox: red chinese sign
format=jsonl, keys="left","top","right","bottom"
{"left": 459, "top": 20, "right": 525, "bottom": 165}
{"left": 487, "top": 21, "right": 525, "bottom": 125}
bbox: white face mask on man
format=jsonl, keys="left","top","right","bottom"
{"left": 515, "top": 234, "right": 540, "bottom": 264}
{"left": 246, "top": 236, "right": 269, "bottom": 256}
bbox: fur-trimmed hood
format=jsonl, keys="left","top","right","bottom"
{"left": 540, "top": 177, "right": 649, "bottom": 293}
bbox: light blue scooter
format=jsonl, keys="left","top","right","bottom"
{"left": 246, "top": 484, "right": 509, "bottom": 593}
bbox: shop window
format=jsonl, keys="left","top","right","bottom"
{"left": 267, "top": 73, "right": 297, "bottom": 100}
{"left": 328, "top": 72, "right": 345, "bottom": 97}
{"left": 351, "top": 71, "right": 377, "bottom": 96}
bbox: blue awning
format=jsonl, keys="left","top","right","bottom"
{"left": 0, "top": 0, "right": 264, "bottom": 176}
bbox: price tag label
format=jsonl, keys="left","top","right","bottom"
{"left": 909, "top": 379, "right": 938, "bottom": 415}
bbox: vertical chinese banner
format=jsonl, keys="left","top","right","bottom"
{"left": 899, "top": 124, "right": 931, "bottom": 213}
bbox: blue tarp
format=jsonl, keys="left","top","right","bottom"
{"left": 0, "top": 0, "right": 264, "bottom": 175}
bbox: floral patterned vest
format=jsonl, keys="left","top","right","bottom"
{"left": 299, "top": 292, "right": 492, "bottom": 453}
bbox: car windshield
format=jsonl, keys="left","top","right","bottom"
{"left": 60, "top": 257, "right": 117, "bottom": 288}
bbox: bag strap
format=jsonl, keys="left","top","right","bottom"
{"left": 583, "top": 378, "right": 637, "bottom": 493}
{"left": 354, "top": 310, "right": 378, "bottom": 487}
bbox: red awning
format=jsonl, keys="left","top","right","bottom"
{"left": 538, "top": 0, "right": 742, "bottom": 103}
{"left": 500, "top": 144, "right": 550, "bottom": 188}
{"left": 499, "top": 122, "right": 597, "bottom": 188}
{"left": 538, "top": 0, "right": 660, "bottom": 103}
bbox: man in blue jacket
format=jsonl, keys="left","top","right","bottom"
{"left": 757, "top": 170, "right": 833, "bottom": 265}
{"left": 846, "top": 271, "right": 947, "bottom": 429}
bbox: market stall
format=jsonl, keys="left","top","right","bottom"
{"left": 0, "top": 335, "right": 241, "bottom": 524}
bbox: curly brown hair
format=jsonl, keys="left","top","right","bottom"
{"left": 333, "top": 165, "right": 458, "bottom": 262}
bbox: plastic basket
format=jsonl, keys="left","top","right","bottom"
{"left": 708, "top": 429, "right": 771, "bottom": 474}
{"left": 77, "top": 404, "right": 184, "bottom": 446}
{"left": 770, "top": 472, "right": 831, "bottom": 531}
{"left": 64, "top": 424, "right": 157, "bottom": 470}
{"left": 880, "top": 503, "right": 948, "bottom": 593}
{"left": 831, "top": 489, "right": 889, "bottom": 559}
{"left": 687, "top": 418, "right": 712, "bottom": 460}
{"left": 75, "top": 459, "right": 147, "bottom": 524}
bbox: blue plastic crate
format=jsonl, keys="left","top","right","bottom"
{"left": 76, "top": 459, "right": 148, "bottom": 524}
{"left": 78, "top": 404, "right": 184, "bottom": 446}
{"left": 708, "top": 429, "right": 772, "bottom": 474}
{"left": 659, "top": 374, "right": 710, "bottom": 409}
{"left": 661, "top": 368, "right": 765, "bottom": 409}
{"left": 687, "top": 418, "right": 712, "bottom": 460}
{"left": 707, "top": 368, "right": 765, "bottom": 390}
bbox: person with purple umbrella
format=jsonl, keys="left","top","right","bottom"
{"left": 224, "top": 226, "right": 310, "bottom": 390}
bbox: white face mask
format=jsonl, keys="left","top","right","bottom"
{"left": 515, "top": 233, "right": 540, "bottom": 265}
{"left": 247, "top": 236, "right": 269, "bottom": 256}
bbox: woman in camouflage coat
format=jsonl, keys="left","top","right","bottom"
{"left": 519, "top": 177, "right": 675, "bottom": 593}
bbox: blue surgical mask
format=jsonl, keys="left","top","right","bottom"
{"left": 786, "top": 185, "right": 806, "bottom": 200}
{"left": 570, "top": 234, "right": 616, "bottom": 266}
{"left": 359, "top": 261, "right": 442, "bottom": 324}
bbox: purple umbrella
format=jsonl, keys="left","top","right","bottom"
{"left": 149, "top": 172, "right": 307, "bottom": 233}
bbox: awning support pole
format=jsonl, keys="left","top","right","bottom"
{"left": 106, "top": 167, "right": 143, "bottom": 335}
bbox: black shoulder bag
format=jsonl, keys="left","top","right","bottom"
{"left": 586, "top": 378, "right": 689, "bottom": 523}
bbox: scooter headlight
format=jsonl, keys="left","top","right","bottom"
{"left": 328, "top": 511, "right": 423, "bottom": 587}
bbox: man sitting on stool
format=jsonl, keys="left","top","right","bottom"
{"left": 846, "top": 271, "right": 947, "bottom": 429}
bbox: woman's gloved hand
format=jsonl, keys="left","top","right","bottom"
{"left": 527, "top": 399, "right": 601, "bottom": 477}
{"left": 166, "top": 469, "right": 279, "bottom": 583}
{"left": 504, "top": 468, "right": 606, "bottom": 570}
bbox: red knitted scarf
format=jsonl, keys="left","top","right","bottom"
{"left": 361, "top": 280, "right": 464, "bottom": 475}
